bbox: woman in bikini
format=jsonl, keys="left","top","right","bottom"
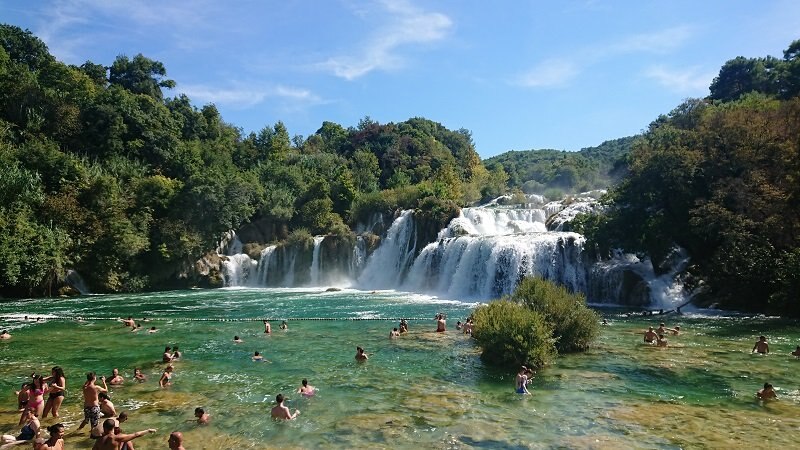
{"left": 27, "top": 375, "right": 47, "bottom": 418}
{"left": 159, "top": 365, "right": 174, "bottom": 388}
{"left": 42, "top": 366, "right": 66, "bottom": 418}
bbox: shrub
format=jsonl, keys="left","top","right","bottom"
{"left": 509, "top": 277, "right": 600, "bottom": 353}
{"left": 472, "top": 300, "right": 555, "bottom": 369}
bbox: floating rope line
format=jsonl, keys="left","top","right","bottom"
{"left": 4, "top": 315, "right": 440, "bottom": 322}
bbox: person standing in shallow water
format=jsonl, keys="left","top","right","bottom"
{"left": 355, "top": 346, "right": 368, "bottom": 361}
{"left": 752, "top": 336, "right": 769, "bottom": 354}
{"left": 270, "top": 394, "right": 299, "bottom": 420}
{"left": 515, "top": 366, "right": 531, "bottom": 395}
{"left": 436, "top": 314, "right": 446, "bottom": 332}
{"left": 757, "top": 383, "right": 778, "bottom": 400}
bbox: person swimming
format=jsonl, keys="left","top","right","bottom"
{"left": 297, "top": 379, "right": 316, "bottom": 397}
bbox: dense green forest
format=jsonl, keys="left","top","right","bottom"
{"left": 0, "top": 24, "right": 507, "bottom": 297}
{"left": 483, "top": 136, "right": 635, "bottom": 196}
{"left": 576, "top": 40, "right": 800, "bottom": 315}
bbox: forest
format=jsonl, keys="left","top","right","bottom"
{"left": 0, "top": 24, "right": 507, "bottom": 297}
{"left": 575, "top": 39, "right": 800, "bottom": 316}
{"left": 3, "top": 22, "right": 800, "bottom": 316}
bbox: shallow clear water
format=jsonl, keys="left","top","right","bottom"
{"left": 0, "top": 288, "right": 798, "bottom": 449}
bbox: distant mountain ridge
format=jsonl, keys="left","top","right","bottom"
{"left": 484, "top": 136, "right": 637, "bottom": 194}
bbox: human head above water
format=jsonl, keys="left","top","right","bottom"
{"left": 276, "top": 393, "right": 285, "bottom": 404}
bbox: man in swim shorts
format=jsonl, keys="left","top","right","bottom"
{"left": 78, "top": 372, "right": 108, "bottom": 433}
{"left": 436, "top": 314, "right": 446, "bottom": 332}
{"left": 752, "top": 335, "right": 769, "bottom": 354}
{"left": 270, "top": 394, "right": 299, "bottom": 420}
{"left": 643, "top": 327, "right": 658, "bottom": 344}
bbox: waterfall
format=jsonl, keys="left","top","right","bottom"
{"left": 309, "top": 236, "right": 325, "bottom": 286}
{"left": 357, "top": 210, "right": 417, "bottom": 289}
{"left": 222, "top": 253, "right": 258, "bottom": 286}
{"left": 215, "top": 190, "right": 688, "bottom": 306}
{"left": 65, "top": 269, "right": 90, "bottom": 294}
{"left": 257, "top": 245, "right": 276, "bottom": 285}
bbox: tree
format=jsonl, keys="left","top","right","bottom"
{"left": 109, "top": 54, "right": 176, "bottom": 100}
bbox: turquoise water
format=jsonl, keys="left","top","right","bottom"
{"left": 1, "top": 289, "right": 799, "bottom": 449}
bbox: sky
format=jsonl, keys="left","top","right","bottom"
{"left": 2, "top": 1, "right": 799, "bottom": 158}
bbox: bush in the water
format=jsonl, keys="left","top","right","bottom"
{"left": 472, "top": 300, "right": 556, "bottom": 369}
{"left": 509, "top": 277, "right": 600, "bottom": 353}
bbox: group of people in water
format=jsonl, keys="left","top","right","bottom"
{"left": 640, "top": 322, "right": 799, "bottom": 401}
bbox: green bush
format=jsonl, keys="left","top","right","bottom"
{"left": 472, "top": 300, "right": 555, "bottom": 369}
{"left": 509, "top": 277, "right": 600, "bottom": 353}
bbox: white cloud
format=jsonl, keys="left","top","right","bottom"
{"left": 180, "top": 83, "right": 323, "bottom": 109}
{"left": 515, "top": 59, "right": 579, "bottom": 88}
{"left": 605, "top": 25, "right": 696, "bottom": 55}
{"left": 317, "top": 0, "right": 452, "bottom": 80}
{"left": 644, "top": 65, "right": 715, "bottom": 94}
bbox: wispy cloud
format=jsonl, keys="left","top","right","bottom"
{"left": 643, "top": 65, "right": 715, "bottom": 94}
{"left": 316, "top": 0, "right": 452, "bottom": 80}
{"left": 515, "top": 59, "right": 579, "bottom": 88}
{"left": 515, "top": 25, "right": 698, "bottom": 89}
{"left": 604, "top": 25, "right": 696, "bottom": 55}
{"left": 179, "top": 83, "right": 324, "bottom": 109}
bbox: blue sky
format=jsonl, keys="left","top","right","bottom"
{"left": 2, "top": 1, "right": 799, "bottom": 158}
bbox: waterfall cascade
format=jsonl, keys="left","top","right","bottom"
{"left": 217, "top": 192, "right": 688, "bottom": 308}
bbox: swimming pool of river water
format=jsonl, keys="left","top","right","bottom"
{"left": 1, "top": 288, "right": 798, "bottom": 449}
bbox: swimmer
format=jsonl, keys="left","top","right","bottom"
{"left": 162, "top": 347, "right": 174, "bottom": 362}
{"left": 34, "top": 423, "right": 64, "bottom": 450}
{"left": 436, "top": 314, "right": 446, "bottom": 332}
{"left": 233, "top": 336, "right": 243, "bottom": 343}
{"left": 752, "top": 335, "right": 769, "bottom": 354}
{"left": 171, "top": 346, "right": 181, "bottom": 360}
{"left": 99, "top": 392, "right": 116, "bottom": 418}
{"left": 463, "top": 318, "right": 474, "bottom": 335}
{"left": 194, "top": 407, "right": 210, "bottom": 424}
{"left": 0, "top": 330, "right": 11, "bottom": 339}
{"left": 757, "top": 383, "right": 778, "bottom": 401}
{"left": 263, "top": 321, "right": 271, "bottom": 334}
{"left": 159, "top": 366, "right": 174, "bottom": 388}
{"left": 792, "top": 346, "right": 800, "bottom": 358}
{"left": 602, "top": 319, "right": 609, "bottom": 325}
{"left": 108, "top": 368, "right": 124, "bottom": 385}
{"left": 670, "top": 325, "right": 681, "bottom": 335}
{"left": 270, "top": 394, "right": 299, "bottom": 420}
{"left": 515, "top": 366, "right": 531, "bottom": 395}
{"left": 148, "top": 326, "right": 157, "bottom": 333}
{"left": 168, "top": 431, "right": 186, "bottom": 450}
{"left": 133, "top": 368, "right": 146, "bottom": 382}
{"left": 643, "top": 327, "right": 658, "bottom": 344}
{"left": 77, "top": 372, "right": 108, "bottom": 433}
{"left": 656, "top": 323, "right": 667, "bottom": 335}
{"left": 456, "top": 321, "right": 462, "bottom": 330}
{"left": 656, "top": 334, "right": 668, "bottom": 347}
{"left": 42, "top": 366, "right": 66, "bottom": 418}
{"left": 113, "top": 412, "right": 134, "bottom": 450}
{"left": 280, "top": 321, "right": 288, "bottom": 330}
{"left": 121, "top": 317, "right": 135, "bottom": 327}
{"left": 355, "top": 346, "right": 368, "bottom": 361}
{"left": 252, "top": 351, "right": 271, "bottom": 362}
{"left": 297, "top": 379, "right": 316, "bottom": 397}
{"left": 92, "top": 418, "right": 155, "bottom": 450}
{"left": 399, "top": 319, "right": 408, "bottom": 334}
{"left": 389, "top": 328, "right": 400, "bottom": 338}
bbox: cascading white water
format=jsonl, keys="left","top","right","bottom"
{"left": 222, "top": 253, "right": 258, "bottom": 286}
{"left": 256, "top": 245, "right": 276, "bottom": 285}
{"left": 357, "top": 210, "right": 417, "bottom": 289}
{"left": 309, "top": 236, "right": 325, "bottom": 286}
{"left": 403, "top": 232, "right": 586, "bottom": 299}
